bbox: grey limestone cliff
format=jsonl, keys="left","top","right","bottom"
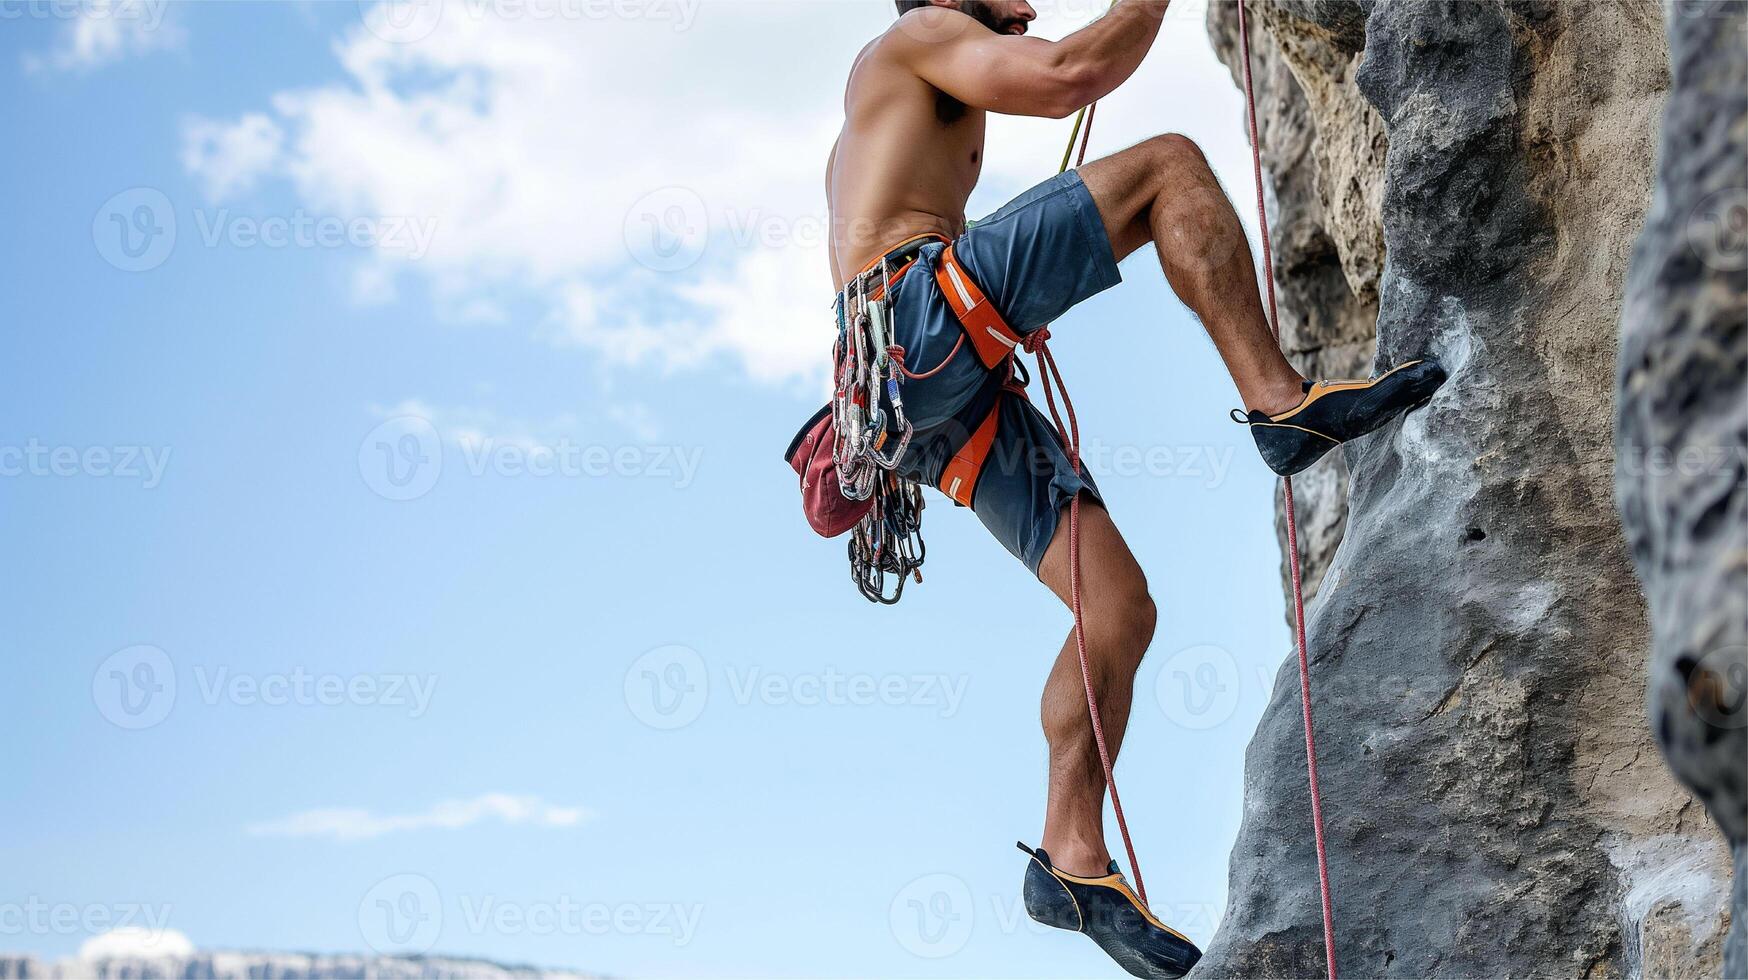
{"left": 1199, "top": 1, "right": 1736, "bottom": 975}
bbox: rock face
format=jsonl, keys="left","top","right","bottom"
{"left": 1201, "top": 1, "right": 1734, "bottom": 975}
{"left": 0, "top": 952, "right": 597, "bottom": 980}
{"left": 1615, "top": 0, "right": 1748, "bottom": 975}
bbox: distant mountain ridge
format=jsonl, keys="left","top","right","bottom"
{"left": 0, "top": 951, "right": 600, "bottom": 979}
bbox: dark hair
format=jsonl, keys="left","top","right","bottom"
{"left": 895, "top": 0, "right": 930, "bottom": 14}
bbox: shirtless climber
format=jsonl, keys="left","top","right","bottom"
{"left": 816, "top": 1, "right": 1443, "bottom": 974}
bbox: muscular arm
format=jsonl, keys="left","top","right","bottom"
{"left": 896, "top": 0, "right": 1166, "bottom": 119}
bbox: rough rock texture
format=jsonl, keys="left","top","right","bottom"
{"left": 0, "top": 952, "right": 597, "bottom": 979}
{"left": 1616, "top": 0, "right": 1748, "bottom": 975}
{"left": 1201, "top": 1, "right": 1734, "bottom": 975}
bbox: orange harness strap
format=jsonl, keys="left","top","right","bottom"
{"left": 929, "top": 245, "right": 1027, "bottom": 508}
{"left": 934, "top": 245, "right": 1024, "bottom": 370}
{"left": 939, "top": 402, "right": 1000, "bottom": 507}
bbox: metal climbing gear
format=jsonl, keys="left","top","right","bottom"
{"left": 831, "top": 241, "right": 931, "bottom": 603}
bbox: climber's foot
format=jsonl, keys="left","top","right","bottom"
{"left": 1234, "top": 357, "right": 1447, "bottom": 476}
{"left": 1019, "top": 843, "right": 1202, "bottom": 979}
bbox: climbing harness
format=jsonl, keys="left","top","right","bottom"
{"left": 832, "top": 240, "right": 930, "bottom": 603}
{"left": 823, "top": 233, "right": 1035, "bottom": 602}
{"left": 1238, "top": 2, "right": 1339, "bottom": 975}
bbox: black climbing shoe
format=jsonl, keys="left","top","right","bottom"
{"left": 1235, "top": 358, "right": 1447, "bottom": 476}
{"left": 1018, "top": 842, "right": 1201, "bottom": 979}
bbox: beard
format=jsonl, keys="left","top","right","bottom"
{"left": 959, "top": 0, "right": 1027, "bottom": 34}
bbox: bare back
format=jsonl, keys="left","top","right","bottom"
{"left": 827, "top": 29, "right": 986, "bottom": 289}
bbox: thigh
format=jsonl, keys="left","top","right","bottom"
{"left": 1078, "top": 134, "right": 1222, "bottom": 264}
{"left": 1075, "top": 142, "right": 1165, "bottom": 263}
{"left": 951, "top": 171, "right": 1123, "bottom": 334}
{"left": 1036, "top": 493, "right": 1147, "bottom": 613}
{"left": 963, "top": 394, "right": 1107, "bottom": 577}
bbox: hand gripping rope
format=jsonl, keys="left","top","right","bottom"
{"left": 1039, "top": 4, "right": 1338, "bottom": 973}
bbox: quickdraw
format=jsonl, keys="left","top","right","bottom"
{"left": 833, "top": 256, "right": 926, "bottom": 603}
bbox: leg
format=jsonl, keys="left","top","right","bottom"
{"left": 1079, "top": 134, "right": 1305, "bottom": 415}
{"left": 1034, "top": 495, "right": 1156, "bottom": 877}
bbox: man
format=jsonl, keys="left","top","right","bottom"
{"left": 822, "top": 1, "right": 1443, "bottom": 974}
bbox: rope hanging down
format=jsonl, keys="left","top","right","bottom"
{"left": 1237, "top": 2, "right": 1338, "bottom": 976}
{"left": 1039, "top": 90, "right": 1150, "bottom": 908}
{"left": 1049, "top": 4, "right": 1338, "bottom": 970}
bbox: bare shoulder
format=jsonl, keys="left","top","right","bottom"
{"left": 874, "top": 7, "right": 984, "bottom": 66}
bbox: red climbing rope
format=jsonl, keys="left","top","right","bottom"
{"left": 1039, "top": 93, "right": 1150, "bottom": 908}
{"left": 1238, "top": 3, "right": 1338, "bottom": 976}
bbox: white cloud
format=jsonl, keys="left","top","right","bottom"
{"left": 182, "top": 113, "right": 284, "bottom": 202}
{"left": 247, "top": 792, "right": 590, "bottom": 842}
{"left": 23, "top": 0, "right": 182, "bottom": 74}
{"left": 183, "top": 0, "right": 1253, "bottom": 392}
{"left": 371, "top": 397, "right": 607, "bottom": 449}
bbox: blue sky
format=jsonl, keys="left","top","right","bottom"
{"left": 1, "top": 1, "right": 1295, "bottom": 976}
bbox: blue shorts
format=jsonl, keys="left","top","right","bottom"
{"left": 884, "top": 170, "right": 1122, "bottom": 574}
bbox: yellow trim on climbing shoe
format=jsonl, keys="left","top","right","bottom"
{"left": 1046, "top": 867, "right": 1192, "bottom": 943}
{"left": 1027, "top": 853, "right": 1084, "bottom": 931}
{"left": 1269, "top": 359, "right": 1425, "bottom": 422}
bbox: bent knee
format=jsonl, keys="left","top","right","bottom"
{"left": 1140, "top": 133, "right": 1212, "bottom": 178}
{"left": 1091, "top": 589, "right": 1157, "bottom": 665}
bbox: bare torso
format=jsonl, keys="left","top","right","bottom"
{"left": 827, "top": 30, "right": 986, "bottom": 289}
